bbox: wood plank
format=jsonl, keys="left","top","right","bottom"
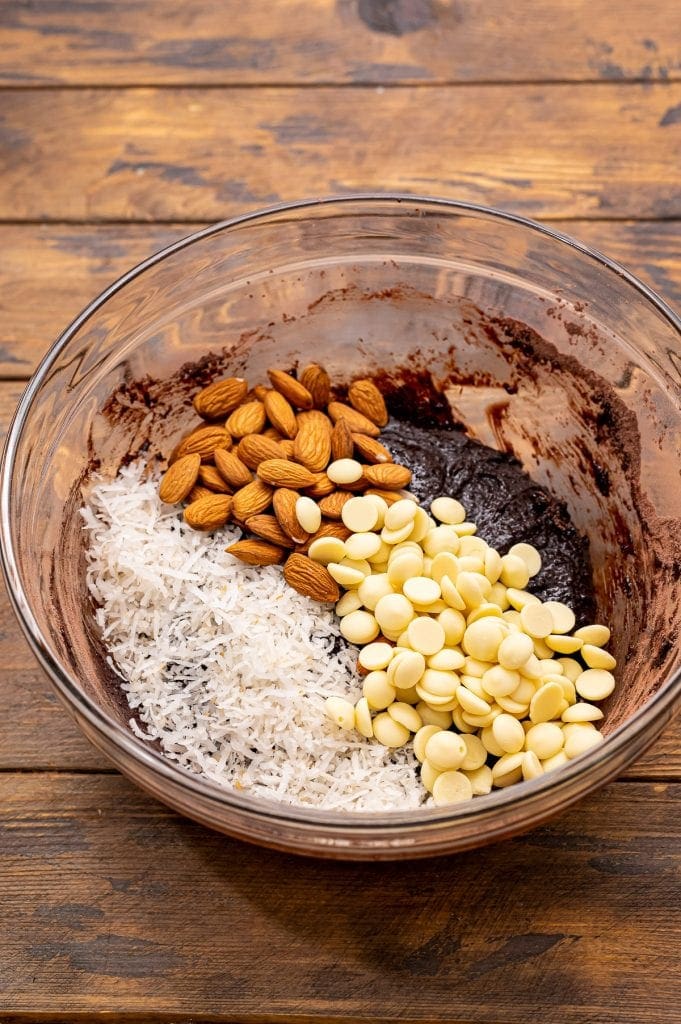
{"left": 1, "top": 85, "right": 680, "bottom": 222}
{"left": 1, "top": 774, "right": 680, "bottom": 1020}
{"left": 2, "top": 220, "right": 681, "bottom": 379}
{"left": 1, "top": 0, "right": 679, "bottom": 86}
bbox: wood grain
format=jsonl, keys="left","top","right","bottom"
{"left": 1, "top": 773, "right": 680, "bottom": 1021}
{"left": 1, "top": 85, "right": 680, "bottom": 222}
{"left": 1, "top": 0, "right": 679, "bottom": 86}
{"left": 2, "top": 220, "right": 681, "bottom": 378}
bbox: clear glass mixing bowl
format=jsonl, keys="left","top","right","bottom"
{"left": 2, "top": 196, "right": 680, "bottom": 859}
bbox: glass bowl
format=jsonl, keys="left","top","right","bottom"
{"left": 2, "top": 196, "right": 680, "bottom": 860}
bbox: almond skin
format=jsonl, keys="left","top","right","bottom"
{"left": 327, "top": 401, "right": 380, "bottom": 438}
{"left": 232, "top": 479, "right": 274, "bottom": 520}
{"left": 253, "top": 385, "right": 270, "bottom": 401}
{"left": 299, "top": 364, "right": 331, "bottom": 409}
{"left": 225, "top": 400, "right": 267, "bottom": 438}
{"left": 305, "top": 473, "right": 336, "bottom": 498}
{"left": 273, "top": 487, "right": 307, "bottom": 543}
{"left": 238, "top": 433, "right": 288, "bottom": 469}
{"left": 283, "top": 554, "right": 340, "bottom": 603}
{"left": 257, "top": 459, "right": 317, "bottom": 488}
{"left": 198, "top": 464, "right": 232, "bottom": 493}
{"left": 365, "top": 488, "right": 403, "bottom": 506}
{"left": 363, "top": 463, "right": 412, "bottom": 489}
{"left": 214, "top": 449, "right": 253, "bottom": 490}
{"left": 331, "top": 418, "right": 354, "bottom": 460}
{"left": 184, "top": 493, "right": 232, "bottom": 531}
{"left": 188, "top": 484, "right": 214, "bottom": 502}
{"left": 159, "top": 453, "right": 201, "bottom": 504}
{"left": 351, "top": 433, "right": 392, "bottom": 464}
{"left": 193, "top": 377, "right": 248, "bottom": 419}
{"left": 264, "top": 389, "right": 298, "bottom": 438}
{"left": 268, "top": 369, "right": 314, "bottom": 410}
{"left": 245, "top": 514, "right": 296, "bottom": 549}
{"left": 174, "top": 425, "right": 232, "bottom": 463}
{"left": 279, "top": 439, "right": 296, "bottom": 457}
{"left": 226, "top": 539, "right": 286, "bottom": 566}
{"left": 348, "top": 379, "right": 389, "bottom": 427}
{"left": 318, "top": 490, "right": 353, "bottom": 520}
{"left": 294, "top": 411, "right": 332, "bottom": 472}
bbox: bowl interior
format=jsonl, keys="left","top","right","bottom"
{"left": 4, "top": 199, "right": 681, "bottom": 823}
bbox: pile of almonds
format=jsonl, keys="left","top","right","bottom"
{"left": 158, "top": 364, "right": 412, "bottom": 602}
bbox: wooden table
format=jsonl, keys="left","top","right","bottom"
{"left": 2, "top": 3, "right": 681, "bottom": 1020}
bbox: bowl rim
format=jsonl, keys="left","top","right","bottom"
{"left": 2, "top": 192, "right": 680, "bottom": 835}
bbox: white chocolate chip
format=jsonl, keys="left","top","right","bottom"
{"left": 327, "top": 458, "right": 363, "bottom": 485}
{"left": 363, "top": 671, "right": 396, "bottom": 710}
{"left": 384, "top": 498, "right": 419, "bottom": 531}
{"left": 575, "top": 668, "right": 616, "bottom": 701}
{"left": 309, "top": 536, "right": 347, "bottom": 565}
{"left": 372, "top": 712, "right": 410, "bottom": 747}
{"left": 339, "top": 609, "right": 379, "bottom": 645}
{"left": 431, "top": 496, "right": 466, "bottom": 525}
{"left": 295, "top": 495, "right": 321, "bottom": 535}
{"left": 508, "top": 542, "right": 542, "bottom": 577}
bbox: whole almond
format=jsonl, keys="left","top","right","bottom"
{"left": 226, "top": 539, "right": 286, "bottom": 566}
{"left": 295, "top": 521, "right": 351, "bottom": 554}
{"left": 268, "top": 369, "right": 313, "bottom": 410}
{"left": 214, "top": 449, "right": 253, "bottom": 490}
{"left": 363, "top": 463, "right": 412, "bottom": 489}
{"left": 258, "top": 459, "right": 317, "bottom": 488}
{"left": 246, "top": 514, "right": 296, "bottom": 548}
{"left": 318, "top": 490, "right": 353, "bottom": 520}
{"left": 352, "top": 433, "right": 392, "bottom": 464}
{"left": 348, "top": 379, "right": 389, "bottom": 427}
{"left": 300, "top": 364, "right": 331, "bottom": 408}
{"left": 253, "top": 385, "right": 270, "bottom": 401}
{"left": 193, "top": 377, "right": 248, "bottom": 420}
{"left": 159, "top": 453, "right": 201, "bottom": 504}
{"left": 273, "top": 488, "right": 308, "bottom": 543}
{"left": 297, "top": 409, "right": 333, "bottom": 433}
{"left": 174, "top": 425, "right": 232, "bottom": 463}
{"left": 294, "top": 411, "right": 332, "bottom": 472}
{"left": 232, "top": 479, "right": 274, "bottom": 520}
{"left": 265, "top": 389, "right": 298, "bottom": 438}
{"left": 331, "top": 417, "right": 354, "bottom": 461}
{"left": 327, "top": 401, "right": 380, "bottom": 438}
{"left": 283, "top": 554, "right": 340, "bottom": 603}
{"left": 238, "top": 433, "right": 288, "bottom": 469}
{"left": 188, "top": 484, "right": 214, "bottom": 502}
{"left": 305, "top": 472, "right": 335, "bottom": 498}
{"left": 198, "top": 464, "right": 232, "bottom": 493}
{"left": 225, "top": 400, "right": 267, "bottom": 438}
{"left": 184, "top": 494, "right": 232, "bottom": 531}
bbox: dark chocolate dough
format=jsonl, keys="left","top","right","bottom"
{"left": 381, "top": 420, "right": 596, "bottom": 626}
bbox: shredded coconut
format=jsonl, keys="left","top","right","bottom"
{"left": 81, "top": 463, "right": 425, "bottom": 811}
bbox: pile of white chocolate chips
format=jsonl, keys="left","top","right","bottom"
{"left": 312, "top": 494, "right": 615, "bottom": 805}
{"left": 153, "top": 365, "right": 616, "bottom": 807}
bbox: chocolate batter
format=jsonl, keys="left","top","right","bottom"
{"left": 382, "top": 419, "right": 596, "bottom": 625}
